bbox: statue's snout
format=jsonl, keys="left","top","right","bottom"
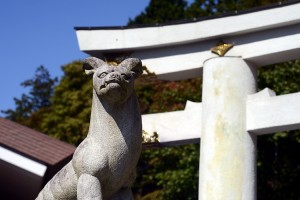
{"left": 109, "top": 72, "right": 122, "bottom": 81}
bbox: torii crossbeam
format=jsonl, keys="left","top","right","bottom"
{"left": 75, "top": 2, "right": 300, "bottom": 200}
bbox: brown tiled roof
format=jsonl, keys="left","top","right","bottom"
{"left": 0, "top": 118, "right": 76, "bottom": 165}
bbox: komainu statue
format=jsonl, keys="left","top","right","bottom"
{"left": 36, "top": 57, "right": 143, "bottom": 200}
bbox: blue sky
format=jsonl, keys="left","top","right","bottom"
{"left": 0, "top": 0, "right": 150, "bottom": 115}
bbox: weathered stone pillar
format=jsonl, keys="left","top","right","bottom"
{"left": 199, "top": 57, "right": 257, "bottom": 200}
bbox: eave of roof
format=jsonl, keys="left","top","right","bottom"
{"left": 0, "top": 118, "right": 76, "bottom": 166}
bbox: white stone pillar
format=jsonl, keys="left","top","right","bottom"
{"left": 199, "top": 57, "right": 257, "bottom": 200}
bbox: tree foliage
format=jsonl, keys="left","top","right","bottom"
{"left": 128, "top": 0, "right": 285, "bottom": 26}
{"left": 2, "top": 66, "right": 57, "bottom": 129}
{"left": 128, "top": 0, "right": 188, "bottom": 25}
{"left": 134, "top": 144, "right": 200, "bottom": 200}
{"left": 256, "top": 60, "right": 300, "bottom": 199}
{"left": 133, "top": 76, "right": 201, "bottom": 200}
{"left": 40, "top": 61, "right": 92, "bottom": 145}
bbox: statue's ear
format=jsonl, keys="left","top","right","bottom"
{"left": 119, "top": 58, "right": 143, "bottom": 78}
{"left": 82, "top": 57, "right": 106, "bottom": 75}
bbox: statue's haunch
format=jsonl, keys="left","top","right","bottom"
{"left": 36, "top": 57, "right": 143, "bottom": 200}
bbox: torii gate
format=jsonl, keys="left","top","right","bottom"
{"left": 75, "top": 2, "right": 300, "bottom": 199}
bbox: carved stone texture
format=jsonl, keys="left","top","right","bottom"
{"left": 36, "top": 57, "right": 143, "bottom": 200}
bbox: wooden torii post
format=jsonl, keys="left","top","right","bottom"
{"left": 75, "top": 2, "right": 300, "bottom": 199}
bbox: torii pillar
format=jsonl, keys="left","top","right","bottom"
{"left": 200, "top": 57, "right": 256, "bottom": 199}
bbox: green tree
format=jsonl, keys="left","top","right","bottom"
{"left": 256, "top": 60, "right": 300, "bottom": 199}
{"left": 2, "top": 65, "right": 57, "bottom": 129}
{"left": 40, "top": 61, "right": 92, "bottom": 145}
{"left": 216, "top": 0, "right": 281, "bottom": 13}
{"left": 128, "top": 0, "right": 188, "bottom": 25}
{"left": 133, "top": 77, "right": 201, "bottom": 200}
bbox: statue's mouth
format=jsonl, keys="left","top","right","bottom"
{"left": 100, "top": 80, "right": 121, "bottom": 90}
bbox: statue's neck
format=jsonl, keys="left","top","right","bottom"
{"left": 87, "top": 90, "right": 137, "bottom": 137}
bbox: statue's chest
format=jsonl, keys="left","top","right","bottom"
{"left": 72, "top": 132, "right": 132, "bottom": 175}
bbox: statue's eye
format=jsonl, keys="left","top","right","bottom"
{"left": 98, "top": 72, "right": 107, "bottom": 79}
{"left": 121, "top": 73, "right": 131, "bottom": 80}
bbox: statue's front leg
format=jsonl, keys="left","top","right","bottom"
{"left": 77, "top": 174, "right": 102, "bottom": 200}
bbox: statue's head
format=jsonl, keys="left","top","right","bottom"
{"left": 83, "top": 57, "right": 142, "bottom": 104}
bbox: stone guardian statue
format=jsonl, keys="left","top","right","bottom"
{"left": 36, "top": 57, "right": 143, "bottom": 200}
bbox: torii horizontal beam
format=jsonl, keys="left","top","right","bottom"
{"left": 142, "top": 89, "right": 300, "bottom": 146}
{"left": 142, "top": 101, "right": 202, "bottom": 146}
{"left": 247, "top": 89, "right": 300, "bottom": 134}
{"left": 75, "top": 2, "right": 300, "bottom": 80}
